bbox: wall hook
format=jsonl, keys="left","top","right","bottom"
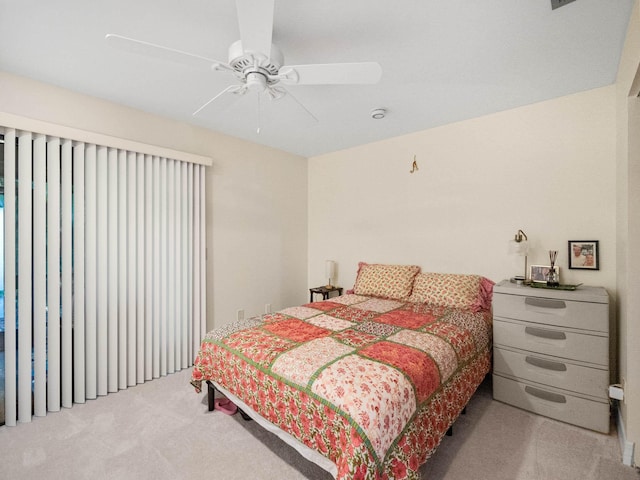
{"left": 410, "top": 156, "right": 419, "bottom": 173}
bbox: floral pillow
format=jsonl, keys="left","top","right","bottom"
{"left": 352, "top": 262, "right": 421, "bottom": 300}
{"left": 408, "top": 272, "right": 494, "bottom": 311}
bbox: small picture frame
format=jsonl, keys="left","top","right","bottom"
{"left": 530, "top": 265, "right": 560, "bottom": 284}
{"left": 568, "top": 241, "right": 599, "bottom": 270}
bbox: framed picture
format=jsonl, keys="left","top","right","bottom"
{"left": 568, "top": 240, "right": 599, "bottom": 270}
{"left": 530, "top": 265, "right": 560, "bottom": 284}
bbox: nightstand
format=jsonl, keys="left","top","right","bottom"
{"left": 309, "top": 285, "right": 343, "bottom": 302}
{"left": 492, "top": 280, "right": 610, "bottom": 433}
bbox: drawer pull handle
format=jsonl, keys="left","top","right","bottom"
{"left": 525, "top": 297, "right": 566, "bottom": 309}
{"left": 525, "top": 355, "right": 567, "bottom": 371}
{"left": 525, "top": 326, "right": 566, "bottom": 340}
{"left": 525, "top": 385, "right": 567, "bottom": 404}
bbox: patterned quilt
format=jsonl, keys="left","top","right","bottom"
{"left": 191, "top": 294, "right": 492, "bottom": 480}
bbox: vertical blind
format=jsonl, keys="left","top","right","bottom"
{"left": 2, "top": 126, "right": 207, "bottom": 425}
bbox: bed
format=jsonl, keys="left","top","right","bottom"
{"left": 191, "top": 264, "right": 494, "bottom": 479}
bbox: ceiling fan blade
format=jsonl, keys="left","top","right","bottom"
{"left": 279, "top": 62, "right": 382, "bottom": 85}
{"left": 235, "top": 0, "right": 274, "bottom": 58}
{"left": 249, "top": 87, "right": 318, "bottom": 133}
{"left": 105, "top": 33, "right": 228, "bottom": 70}
{"left": 192, "top": 84, "right": 246, "bottom": 116}
{"left": 273, "top": 87, "right": 318, "bottom": 125}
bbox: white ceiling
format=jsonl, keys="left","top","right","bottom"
{"left": 0, "top": 0, "right": 634, "bottom": 158}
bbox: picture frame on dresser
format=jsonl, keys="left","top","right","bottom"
{"left": 568, "top": 240, "right": 599, "bottom": 270}
{"left": 530, "top": 265, "right": 560, "bottom": 284}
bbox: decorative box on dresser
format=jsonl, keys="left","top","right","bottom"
{"left": 492, "top": 279, "right": 610, "bottom": 433}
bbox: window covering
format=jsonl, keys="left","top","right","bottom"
{"left": 2, "top": 119, "right": 208, "bottom": 426}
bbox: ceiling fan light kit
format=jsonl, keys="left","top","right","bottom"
{"left": 105, "top": 0, "right": 382, "bottom": 128}
{"left": 245, "top": 71, "right": 269, "bottom": 92}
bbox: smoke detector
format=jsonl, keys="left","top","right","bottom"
{"left": 371, "top": 108, "right": 386, "bottom": 119}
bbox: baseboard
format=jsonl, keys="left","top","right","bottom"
{"left": 615, "top": 403, "right": 636, "bottom": 467}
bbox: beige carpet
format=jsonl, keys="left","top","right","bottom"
{"left": 0, "top": 368, "right": 637, "bottom": 480}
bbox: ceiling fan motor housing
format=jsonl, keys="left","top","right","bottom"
{"left": 228, "top": 40, "right": 283, "bottom": 85}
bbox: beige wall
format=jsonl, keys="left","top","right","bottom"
{"left": 616, "top": 0, "right": 640, "bottom": 466}
{"left": 0, "top": 71, "right": 309, "bottom": 330}
{"left": 309, "top": 87, "right": 617, "bottom": 296}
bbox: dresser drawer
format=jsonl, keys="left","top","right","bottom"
{"left": 493, "top": 292, "right": 608, "bottom": 332}
{"left": 493, "top": 347, "right": 608, "bottom": 399}
{"left": 493, "top": 318, "right": 608, "bottom": 366}
{"left": 492, "top": 374, "right": 610, "bottom": 433}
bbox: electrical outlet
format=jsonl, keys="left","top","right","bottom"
{"left": 265, "top": 304, "right": 272, "bottom": 314}
{"left": 237, "top": 309, "right": 244, "bottom": 321}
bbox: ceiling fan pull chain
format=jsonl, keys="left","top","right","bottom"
{"left": 256, "top": 92, "right": 261, "bottom": 134}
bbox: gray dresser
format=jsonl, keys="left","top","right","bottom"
{"left": 492, "top": 280, "right": 610, "bottom": 433}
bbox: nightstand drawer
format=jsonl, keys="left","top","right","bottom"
{"left": 492, "top": 374, "right": 610, "bottom": 433}
{"left": 493, "top": 318, "right": 608, "bottom": 366}
{"left": 494, "top": 347, "right": 609, "bottom": 399}
{"left": 493, "top": 292, "right": 608, "bottom": 332}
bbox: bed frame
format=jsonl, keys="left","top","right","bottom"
{"left": 206, "top": 379, "right": 466, "bottom": 434}
{"left": 206, "top": 380, "right": 252, "bottom": 421}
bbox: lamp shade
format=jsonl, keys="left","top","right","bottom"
{"left": 325, "top": 260, "right": 336, "bottom": 280}
{"left": 509, "top": 239, "right": 529, "bottom": 256}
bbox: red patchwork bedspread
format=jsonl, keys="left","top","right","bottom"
{"left": 191, "top": 294, "right": 492, "bottom": 480}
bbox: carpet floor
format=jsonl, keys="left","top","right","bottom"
{"left": 0, "top": 368, "right": 637, "bottom": 480}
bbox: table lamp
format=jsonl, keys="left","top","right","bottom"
{"left": 508, "top": 229, "right": 529, "bottom": 284}
{"left": 325, "top": 260, "right": 336, "bottom": 288}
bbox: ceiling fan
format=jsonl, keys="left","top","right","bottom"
{"left": 105, "top": 0, "right": 382, "bottom": 131}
